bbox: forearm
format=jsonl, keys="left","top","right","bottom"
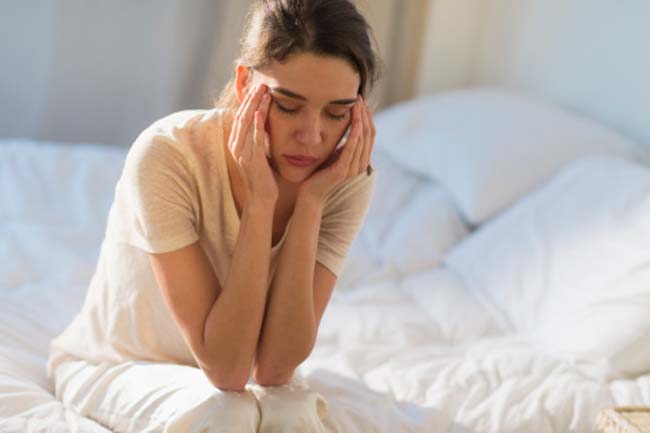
{"left": 254, "top": 194, "right": 323, "bottom": 384}
{"left": 203, "top": 199, "right": 274, "bottom": 388}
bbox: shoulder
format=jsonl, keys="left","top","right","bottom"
{"left": 125, "top": 108, "right": 224, "bottom": 170}
{"left": 147, "top": 108, "right": 219, "bottom": 134}
{"left": 143, "top": 108, "right": 222, "bottom": 150}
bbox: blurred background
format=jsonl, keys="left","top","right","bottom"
{"left": 3, "top": 1, "right": 648, "bottom": 149}
{"left": 1, "top": 0, "right": 481, "bottom": 147}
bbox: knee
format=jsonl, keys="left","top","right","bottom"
{"left": 249, "top": 383, "right": 329, "bottom": 433}
{"left": 210, "top": 391, "right": 260, "bottom": 433}
{"left": 167, "top": 389, "right": 260, "bottom": 433}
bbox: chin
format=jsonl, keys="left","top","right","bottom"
{"left": 278, "top": 167, "right": 312, "bottom": 184}
{"left": 275, "top": 161, "right": 315, "bottom": 184}
{"left": 271, "top": 158, "right": 308, "bottom": 184}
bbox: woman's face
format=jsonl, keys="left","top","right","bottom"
{"left": 241, "top": 52, "right": 361, "bottom": 184}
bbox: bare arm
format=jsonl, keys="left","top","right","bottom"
{"left": 253, "top": 194, "right": 323, "bottom": 385}
{"left": 201, "top": 199, "right": 275, "bottom": 388}
{"left": 150, "top": 83, "right": 282, "bottom": 392}
{"left": 149, "top": 198, "right": 275, "bottom": 392}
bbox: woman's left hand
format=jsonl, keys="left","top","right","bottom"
{"left": 298, "top": 95, "right": 375, "bottom": 204}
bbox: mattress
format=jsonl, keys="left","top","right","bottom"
{"left": 2, "top": 138, "right": 650, "bottom": 433}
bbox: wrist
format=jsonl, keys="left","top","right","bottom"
{"left": 296, "top": 191, "right": 324, "bottom": 214}
{"left": 244, "top": 197, "right": 276, "bottom": 217}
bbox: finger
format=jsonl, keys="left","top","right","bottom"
{"left": 349, "top": 138, "right": 363, "bottom": 178}
{"left": 367, "top": 101, "right": 376, "bottom": 174}
{"left": 231, "top": 84, "right": 258, "bottom": 148}
{"left": 359, "top": 99, "right": 372, "bottom": 174}
{"left": 259, "top": 92, "right": 271, "bottom": 123}
{"left": 235, "top": 84, "right": 267, "bottom": 157}
{"left": 239, "top": 83, "right": 266, "bottom": 134}
{"left": 367, "top": 100, "right": 376, "bottom": 140}
{"left": 252, "top": 110, "right": 264, "bottom": 161}
{"left": 259, "top": 93, "right": 272, "bottom": 157}
{"left": 241, "top": 121, "right": 253, "bottom": 161}
{"left": 242, "top": 84, "right": 267, "bottom": 126}
{"left": 352, "top": 97, "right": 368, "bottom": 167}
{"left": 338, "top": 103, "right": 362, "bottom": 170}
{"left": 252, "top": 94, "right": 271, "bottom": 156}
{"left": 235, "top": 83, "right": 257, "bottom": 118}
{"left": 349, "top": 101, "right": 365, "bottom": 176}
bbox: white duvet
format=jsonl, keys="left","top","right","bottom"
{"left": 2, "top": 137, "right": 650, "bottom": 433}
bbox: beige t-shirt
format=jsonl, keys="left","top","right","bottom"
{"left": 46, "top": 107, "right": 376, "bottom": 382}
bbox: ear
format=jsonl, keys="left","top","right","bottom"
{"left": 235, "top": 64, "right": 254, "bottom": 104}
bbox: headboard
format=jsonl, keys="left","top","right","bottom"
{"left": 417, "top": 0, "right": 650, "bottom": 150}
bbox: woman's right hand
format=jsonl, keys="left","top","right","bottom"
{"left": 228, "top": 83, "right": 278, "bottom": 205}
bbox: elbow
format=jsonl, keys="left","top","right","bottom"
{"left": 202, "top": 357, "right": 253, "bottom": 392}
{"left": 206, "top": 368, "right": 251, "bottom": 392}
{"left": 197, "top": 340, "right": 256, "bottom": 392}
{"left": 253, "top": 350, "right": 310, "bottom": 386}
{"left": 253, "top": 365, "right": 296, "bottom": 387}
{"left": 253, "top": 332, "right": 316, "bottom": 386}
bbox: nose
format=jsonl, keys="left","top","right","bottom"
{"left": 295, "top": 114, "right": 323, "bottom": 147}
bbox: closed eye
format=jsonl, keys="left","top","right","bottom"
{"left": 274, "top": 100, "right": 347, "bottom": 121}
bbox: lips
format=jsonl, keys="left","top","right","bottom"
{"left": 284, "top": 155, "right": 318, "bottom": 167}
{"left": 284, "top": 154, "right": 317, "bottom": 162}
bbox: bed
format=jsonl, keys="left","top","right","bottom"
{"left": 4, "top": 1, "right": 650, "bottom": 431}
{"left": 3, "top": 84, "right": 650, "bottom": 433}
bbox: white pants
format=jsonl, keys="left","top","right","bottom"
{"left": 52, "top": 357, "right": 329, "bottom": 433}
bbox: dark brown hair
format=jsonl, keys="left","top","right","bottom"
{"left": 213, "top": 0, "right": 382, "bottom": 111}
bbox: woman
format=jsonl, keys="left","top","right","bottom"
{"left": 46, "top": 0, "right": 381, "bottom": 432}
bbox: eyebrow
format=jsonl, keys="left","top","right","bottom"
{"left": 270, "top": 86, "right": 357, "bottom": 105}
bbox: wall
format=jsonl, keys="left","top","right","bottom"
{"left": 0, "top": 0, "right": 430, "bottom": 147}
{"left": 413, "top": 0, "right": 650, "bottom": 148}
{"left": 473, "top": 0, "right": 650, "bottom": 148}
{"left": 0, "top": 0, "right": 250, "bottom": 147}
{"left": 414, "top": 0, "right": 483, "bottom": 96}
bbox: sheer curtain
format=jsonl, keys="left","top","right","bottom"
{"left": 0, "top": 0, "right": 431, "bottom": 147}
{"left": 355, "top": 0, "right": 430, "bottom": 110}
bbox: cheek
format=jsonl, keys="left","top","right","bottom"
{"left": 266, "top": 113, "right": 291, "bottom": 150}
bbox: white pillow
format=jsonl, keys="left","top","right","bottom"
{"left": 337, "top": 148, "right": 469, "bottom": 288}
{"left": 442, "top": 154, "right": 650, "bottom": 381}
{"left": 379, "top": 182, "right": 469, "bottom": 276}
{"left": 361, "top": 147, "right": 422, "bottom": 245}
{"left": 336, "top": 148, "right": 419, "bottom": 289}
{"left": 374, "top": 86, "right": 648, "bottom": 226}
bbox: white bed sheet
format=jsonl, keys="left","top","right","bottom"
{"left": 2, "top": 139, "right": 650, "bottom": 433}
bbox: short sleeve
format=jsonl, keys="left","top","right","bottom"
{"left": 110, "top": 132, "right": 200, "bottom": 254}
{"left": 316, "top": 168, "right": 377, "bottom": 278}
